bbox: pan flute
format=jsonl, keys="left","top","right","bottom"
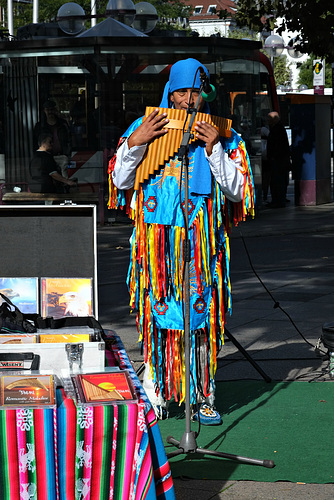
{"left": 134, "top": 107, "right": 232, "bottom": 190}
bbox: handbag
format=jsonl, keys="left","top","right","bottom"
{"left": 0, "top": 292, "right": 37, "bottom": 334}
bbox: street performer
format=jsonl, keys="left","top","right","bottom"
{"left": 108, "top": 58, "right": 255, "bottom": 424}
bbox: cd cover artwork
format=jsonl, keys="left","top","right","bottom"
{"left": 72, "top": 371, "right": 137, "bottom": 404}
{"left": 1, "top": 374, "right": 55, "bottom": 407}
{"left": 0, "top": 277, "right": 39, "bottom": 314}
{"left": 0, "top": 334, "right": 37, "bottom": 344}
{"left": 41, "top": 278, "right": 93, "bottom": 319}
{"left": 39, "top": 333, "right": 91, "bottom": 343}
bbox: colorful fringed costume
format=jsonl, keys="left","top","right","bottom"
{"left": 108, "top": 59, "right": 255, "bottom": 408}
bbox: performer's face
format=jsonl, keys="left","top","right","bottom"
{"left": 170, "top": 89, "right": 204, "bottom": 111}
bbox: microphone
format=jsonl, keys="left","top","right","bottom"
{"left": 199, "top": 67, "right": 216, "bottom": 102}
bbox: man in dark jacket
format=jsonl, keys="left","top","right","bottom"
{"left": 267, "top": 111, "right": 291, "bottom": 208}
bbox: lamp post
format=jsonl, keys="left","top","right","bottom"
{"left": 7, "top": 0, "right": 13, "bottom": 36}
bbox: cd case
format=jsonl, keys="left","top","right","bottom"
{"left": 71, "top": 370, "right": 137, "bottom": 405}
{"left": 39, "top": 333, "right": 91, "bottom": 343}
{"left": 0, "top": 373, "right": 55, "bottom": 408}
{"left": 0, "top": 277, "right": 39, "bottom": 314}
{"left": 41, "top": 278, "right": 94, "bottom": 319}
{"left": 0, "top": 334, "right": 38, "bottom": 344}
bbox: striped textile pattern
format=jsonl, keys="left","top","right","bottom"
{"left": 0, "top": 331, "right": 175, "bottom": 499}
{"left": 0, "top": 407, "right": 57, "bottom": 499}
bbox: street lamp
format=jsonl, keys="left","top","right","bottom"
{"left": 132, "top": 2, "right": 158, "bottom": 34}
{"left": 57, "top": 3, "right": 85, "bottom": 35}
{"left": 287, "top": 37, "right": 303, "bottom": 59}
{"left": 105, "top": 0, "right": 136, "bottom": 26}
{"left": 299, "top": 84, "right": 308, "bottom": 91}
{"left": 264, "top": 34, "right": 303, "bottom": 59}
{"left": 264, "top": 34, "right": 284, "bottom": 58}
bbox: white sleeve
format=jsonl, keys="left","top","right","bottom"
{"left": 112, "top": 139, "right": 147, "bottom": 190}
{"left": 205, "top": 142, "right": 245, "bottom": 203}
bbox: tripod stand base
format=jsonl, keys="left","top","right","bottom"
{"left": 166, "top": 434, "right": 275, "bottom": 468}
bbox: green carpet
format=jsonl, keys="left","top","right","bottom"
{"left": 158, "top": 381, "right": 334, "bottom": 483}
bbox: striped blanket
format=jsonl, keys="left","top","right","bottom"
{"left": 0, "top": 331, "right": 175, "bottom": 500}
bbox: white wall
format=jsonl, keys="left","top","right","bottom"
{"left": 274, "top": 18, "right": 308, "bottom": 90}
{"left": 189, "top": 19, "right": 232, "bottom": 37}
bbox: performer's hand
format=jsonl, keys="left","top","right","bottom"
{"left": 128, "top": 109, "right": 169, "bottom": 148}
{"left": 194, "top": 121, "right": 219, "bottom": 156}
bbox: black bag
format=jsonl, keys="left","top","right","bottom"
{"left": 0, "top": 292, "right": 37, "bottom": 334}
{"left": 35, "top": 315, "right": 103, "bottom": 341}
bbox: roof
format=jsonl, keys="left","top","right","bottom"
{"left": 77, "top": 17, "right": 147, "bottom": 37}
{"left": 183, "top": 0, "right": 236, "bottom": 21}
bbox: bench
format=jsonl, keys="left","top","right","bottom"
{"left": 1, "top": 191, "right": 105, "bottom": 224}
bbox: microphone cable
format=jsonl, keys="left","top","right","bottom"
{"left": 238, "top": 230, "right": 327, "bottom": 355}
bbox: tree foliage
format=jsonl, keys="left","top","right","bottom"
{"left": 271, "top": 55, "right": 290, "bottom": 87}
{"left": 145, "top": 0, "right": 191, "bottom": 20}
{"left": 227, "top": 26, "right": 257, "bottom": 41}
{"left": 234, "top": 0, "right": 334, "bottom": 61}
{"left": 145, "top": 0, "right": 192, "bottom": 32}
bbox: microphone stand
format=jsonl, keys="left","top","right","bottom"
{"left": 166, "top": 87, "right": 275, "bottom": 469}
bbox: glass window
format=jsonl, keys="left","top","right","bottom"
{"left": 194, "top": 6, "right": 203, "bottom": 15}
{"left": 0, "top": 37, "right": 274, "bottom": 204}
{"left": 207, "top": 5, "right": 217, "bottom": 14}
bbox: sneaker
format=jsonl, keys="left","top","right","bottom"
{"left": 192, "top": 403, "right": 222, "bottom": 425}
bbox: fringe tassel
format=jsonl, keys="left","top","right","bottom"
{"left": 107, "top": 144, "right": 134, "bottom": 214}
{"left": 107, "top": 154, "right": 118, "bottom": 209}
{"left": 232, "top": 140, "right": 256, "bottom": 225}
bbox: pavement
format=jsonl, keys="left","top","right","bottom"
{"left": 97, "top": 181, "right": 334, "bottom": 499}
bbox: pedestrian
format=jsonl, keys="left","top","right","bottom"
{"left": 108, "top": 58, "right": 255, "bottom": 424}
{"left": 33, "top": 99, "right": 72, "bottom": 175}
{"left": 267, "top": 111, "right": 291, "bottom": 208}
{"left": 261, "top": 119, "right": 270, "bottom": 202}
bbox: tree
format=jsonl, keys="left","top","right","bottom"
{"left": 228, "top": 26, "right": 257, "bottom": 41}
{"left": 145, "top": 0, "right": 191, "bottom": 21}
{"left": 297, "top": 56, "right": 333, "bottom": 89}
{"left": 272, "top": 55, "right": 291, "bottom": 87}
{"left": 144, "top": 0, "right": 192, "bottom": 32}
{"left": 234, "top": 0, "right": 334, "bottom": 61}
